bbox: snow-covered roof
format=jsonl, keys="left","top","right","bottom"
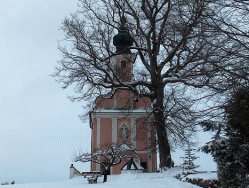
{"left": 119, "top": 143, "right": 132, "bottom": 151}
{"left": 121, "top": 158, "right": 144, "bottom": 171}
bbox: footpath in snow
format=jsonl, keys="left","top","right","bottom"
{"left": 0, "top": 168, "right": 203, "bottom": 188}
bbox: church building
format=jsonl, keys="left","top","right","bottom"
{"left": 89, "top": 23, "right": 157, "bottom": 174}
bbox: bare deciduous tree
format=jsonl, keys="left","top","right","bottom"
{"left": 204, "top": 0, "right": 249, "bottom": 89}
{"left": 75, "top": 143, "right": 140, "bottom": 182}
{"left": 54, "top": 0, "right": 249, "bottom": 168}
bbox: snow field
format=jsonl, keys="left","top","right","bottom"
{"left": 0, "top": 168, "right": 201, "bottom": 188}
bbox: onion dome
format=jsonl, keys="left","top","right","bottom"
{"left": 113, "top": 16, "right": 133, "bottom": 54}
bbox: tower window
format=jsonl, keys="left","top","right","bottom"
{"left": 120, "top": 60, "right": 127, "bottom": 68}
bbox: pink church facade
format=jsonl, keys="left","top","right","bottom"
{"left": 90, "top": 54, "right": 157, "bottom": 174}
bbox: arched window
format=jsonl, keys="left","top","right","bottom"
{"left": 120, "top": 60, "right": 127, "bottom": 68}
{"left": 119, "top": 124, "right": 129, "bottom": 141}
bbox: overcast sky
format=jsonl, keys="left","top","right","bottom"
{"left": 0, "top": 0, "right": 216, "bottom": 184}
{"left": 0, "top": 0, "right": 92, "bottom": 184}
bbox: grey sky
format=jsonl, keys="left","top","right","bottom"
{"left": 0, "top": 0, "right": 91, "bottom": 184}
{"left": 0, "top": 0, "right": 216, "bottom": 184}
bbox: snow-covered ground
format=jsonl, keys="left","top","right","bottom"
{"left": 187, "top": 172, "right": 217, "bottom": 180}
{"left": 0, "top": 168, "right": 202, "bottom": 188}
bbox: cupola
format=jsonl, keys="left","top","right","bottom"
{"left": 113, "top": 16, "right": 133, "bottom": 54}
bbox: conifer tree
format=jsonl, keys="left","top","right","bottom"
{"left": 201, "top": 87, "right": 249, "bottom": 188}
{"left": 180, "top": 142, "right": 200, "bottom": 174}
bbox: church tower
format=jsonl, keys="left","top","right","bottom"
{"left": 90, "top": 21, "right": 157, "bottom": 174}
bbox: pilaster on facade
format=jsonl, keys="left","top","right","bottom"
{"left": 112, "top": 118, "right": 117, "bottom": 144}
{"left": 131, "top": 117, "right": 136, "bottom": 148}
{"left": 146, "top": 118, "right": 154, "bottom": 173}
{"left": 148, "top": 153, "right": 152, "bottom": 172}
{"left": 113, "top": 90, "right": 117, "bottom": 109}
{"left": 147, "top": 119, "right": 152, "bottom": 148}
{"left": 96, "top": 157, "right": 101, "bottom": 172}
{"left": 96, "top": 118, "right": 101, "bottom": 149}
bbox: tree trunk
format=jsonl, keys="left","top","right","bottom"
{"left": 103, "top": 170, "right": 108, "bottom": 183}
{"left": 153, "top": 80, "right": 173, "bottom": 169}
{"left": 154, "top": 106, "right": 173, "bottom": 168}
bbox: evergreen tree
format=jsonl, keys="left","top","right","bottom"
{"left": 180, "top": 141, "right": 200, "bottom": 174}
{"left": 201, "top": 87, "right": 249, "bottom": 188}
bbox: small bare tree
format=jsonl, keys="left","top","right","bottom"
{"left": 75, "top": 143, "right": 140, "bottom": 182}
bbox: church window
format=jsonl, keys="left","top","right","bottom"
{"left": 119, "top": 124, "right": 129, "bottom": 141}
{"left": 120, "top": 60, "right": 127, "bottom": 68}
